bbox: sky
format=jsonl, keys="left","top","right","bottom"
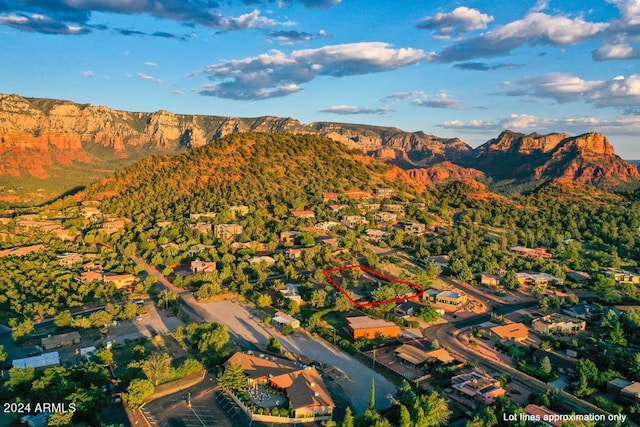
{"left": 1, "top": 1, "right": 640, "bottom": 158}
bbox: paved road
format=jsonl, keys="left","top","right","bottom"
{"left": 195, "top": 300, "right": 396, "bottom": 413}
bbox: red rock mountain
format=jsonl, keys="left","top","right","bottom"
{"left": 467, "top": 130, "right": 639, "bottom": 187}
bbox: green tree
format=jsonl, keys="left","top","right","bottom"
{"left": 141, "top": 353, "right": 173, "bottom": 386}
{"left": 54, "top": 310, "right": 74, "bottom": 328}
{"left": 93, "top": 347, "right": 114, "bottom": 365}
{"left": 124, "top": 378, "right": 154, "bottom": 408}
{"left": 0, "top": 344, "right": 6, "bottom": 363}
{"left": 335, "top": 294, "right": 352, "bottom": 312}
{"left": 574, "top": 358, "right": 598, "bottom": 397}
{"left": 256, "top": 293, "right": 272, "bottom": 308}
{"left": 539, "top": 356, "right": 552, "bottom": 375}
{"left": 310, "top": 289, "right": 328, "bottom": 308}
{"left": 416, "top": 306, "right": 440, "bottom": 323}
{"left": 399, "top": 404, "right": 412, "bottom": 427}
{"left": 217, "top": 363, "right": 247, "bottom": 391}
{"left": 503, "top": 270, "right": 520, "bottom": 290}
{"left": 342, "top": 406, "right": 354, "bottom": 427}
{"left": 48, "top": 412, "right": 74, "bottom": 426}
{"left": 267, "top": 336, "right": 282, "bottom": 353}
{"left": 12, "top": 318, "right": 34, "bottom": 342}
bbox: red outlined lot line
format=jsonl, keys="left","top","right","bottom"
{"left": 322, "top": 265, "right": 424, "bottom": 308}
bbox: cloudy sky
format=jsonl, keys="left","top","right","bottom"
{"left": 1, "top": 0, "right": 640, "bottom": 158}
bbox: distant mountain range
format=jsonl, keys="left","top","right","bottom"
{"left": 0, "top": 93, "right": 638, "bottom": 203}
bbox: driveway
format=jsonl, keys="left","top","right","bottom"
{"left": 195, "top": 300, "right": 396, "bottom": 413}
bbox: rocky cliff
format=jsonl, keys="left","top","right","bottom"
{"left": 467, "top": 130, "right": 639, "bottom": 187}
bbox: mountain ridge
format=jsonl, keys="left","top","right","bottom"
{"left": 1, "top": 93, "right": 638, "bottom": 203}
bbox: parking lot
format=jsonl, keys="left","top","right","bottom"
{"left": 192, "top": 299, "right": 397, "bottom": 413}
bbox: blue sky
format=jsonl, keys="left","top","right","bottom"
{"left": 1, "top": 1, "right": 640, "bottom": 158}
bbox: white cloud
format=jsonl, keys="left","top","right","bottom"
{"left": 503, "top": 72, "right": 640, "bottom": 108}
{"left": 137, "top": 72, "right": 154, "bottom": 81}
{"left": 412, "top": 92, "right": 463, "bottom": 109}
{"left": 197, "top": 42, "right": 425, "bottom": 100}
{"left": 417, "top": 7, "right": 493, "bottom": 37}
{"left": 318, "top": 105, "right": 391, "bottom": 115}
{"left": 144, "top": 62, "right": 159, "bottom": 67}
{"left": 430, "top": 12, "right": 607, "bottom": 62}
{"left": 172, "top": 90, "right": 186, "bottom": 96}
{"left": 81, "top": 70, "right": 95, "bottom": 77}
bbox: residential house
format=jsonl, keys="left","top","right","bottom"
{"left": 57, "top": 252, "right": 84, "bottom": 267}
{"left": 490, "top": 323, "right": 529, "bottom": 342}
{"left": 517, "top": 272, "right": 563, "bottom": 287}
{"left": 384, "top": 204, "right": 405, "bottom": 214}
{"left": 607, "top": 379, "right": 640, "bottom": 403}
{"left": 394, "top": 339, "right": 454, "bottom": 368}
{"left": 402, "top": 222, "right": 426, "bottom": 235}
{"left": 532, "top": 314, "right": 586, "bottom": 335}
{"left": 322, "top": 192, "right": 339, "bottom": 202}
{"left": 566, "top": 270, "right": 591, "bottom": 283}
{"left": 279, "top": 283, "right": 304, "bottom": 306}
{"left": 374, "top": 188, "right": 394, "bottom": 198}
{"left": 479, "top": 273, "right": 501, "bottom": 287}
{"left": 314, "top": 221, "right": 339, "bottom": 231}
{"left": 190, "top": 212, "right": 217, "bottom": 220}
{"left": 156, "top": 221, "right": 174, "bottom": 228}
{"left": 341, "top": 215, "right": 369, "bottom": 228}
{"left": 358, "top": 203, "right": 380, "bottom": 213}
{"left": 429, "top": 290, "right": 467, "bottom": 307}
{"left": 449, "top": 370, "right": 506, "bottom": 408}
{"left": 272, "top": 312, "right": 300, "bottom": 329}
{"left": 230, "top": 241, "right": 268, "bottom": 252}
{"left": 508, "top": 246, "right": 552, "bottom": 258}
{"left": 280, "top": 231, "right": 300, "bottom": 246}
{"left": 394, "top": 301, "right": 425, "bottom": 317}
{"left": 12, "top": 352, "right": 60, "bottom": 370}
{"left": 365, "top": 229, "right": 389, "bottom": 242}
{"left": 290, "top": 210, "right": 315, "bottom": 219}
{"left": 101, "top": 219, "right": 126, "bottom": 233}
{"left": 78, "top": 271, "right": 136, "bottom": 289}
{"left": 346, "top": 316, "right": 401, "bottom": 340}
{"left": 604, "top": 268, "right": 640, "bottom": 284}
{"left": 41, "top": 332, "right": 81, "bottom": 350}
{"left": 285, "top": 247, "right": 312, "bottom": 259}
{"left": 190, "top": 222, "right": 213, "bottom": 234}
{"left": 225, "top": 352, "right": 335, "bottom": 419}
{"left": 562, "top": 303, "right": 598, "bottom": 320}
{"left": 188, "top": 244, "right": 215, "bottom": 256}
{"left": 213, "top": 224, "right": 243, "bottom": 240}
{"left": 425, "top": 255, "right": 450, "bottom": 269}
{"left": 80, "top": 206, "right": 102, "bottom": 219}
{"left": 328, "top": 204, "right": 348, "bottom": 212}
{"left": 190, "top": 260, "right": 216, "bottom": 274}
{"left": 374, "top": 212, "right": 398, "bottom": 224}
{"left": 524, "top": 405, "right": 563, "bottom": 427}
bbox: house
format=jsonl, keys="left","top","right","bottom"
{"left": 402, "top": 222, "right": 426, "bottom": 234}
{"left": 189, "top": 222, "right": 212, "bottom": 234}
{"left": 280, "top": 231, "right": 300, "bottom": 246}
{"left": 374, "top": 188, "right": 394, "bottom": 198}
{"left": 425, "top": 255, "right": 450, "bottom": 269}
{"left": 190, "top": 260, "right": 216, "bottom": 274}
{"left": 101, "top": 219, "right": 126, "bottom": 233}
{"left": 384, "top": 204, "right": 405, "bottom": 214}
{"left": 358, "top": 203, "right": 381, "bottom": 213}
{"left": 365, "top": 229, "right": 389, "bottom": 242}
{"left": 328, "top": 204, "right": 348, "bottom": 212}
{"left": 12, "top": 352, "right": 60, "bottom": 370}
{"left": 190, "top": 212, "right": 217, "bottom": 220}
{"left": 322, "top": 192, "right": 339, "bottom": 202}
{"left": 57, "top": 252, "right": 84, "bottom": 267}
{"left": 566, "top": 270, "right": 591, "bottom": 283}
{"left": 225, "top": 351, "right": 335, "bottom": 419}
{"left": 604, "top": 268, "right": 640, "bottom": 284}
{"left": 607, "top": 379, "right": 640, "bottom": 402}
{"left": 214, "top": 224, "right": 243, "bottom": 240}
{"left": 79, "top": 271, "right": 136, "bottom": 289}
{"left": 394, "top": 340, "right": 454, "bottom": 368}
{"left": 230, "top": 241, "right": 268, "bottom": 252}
{"left": 272, "top": 312, "right": 300, "bottom": 329}
{"left": 394, "top": 301, "right": 424, "bottom": 317}
{"left": 562, "top": 303, "right": 598, "bottom": 320}
{"left": 279, "top": 283, "right": 304, "bottom": 306}
{"left": 508, "top": 246, "right": 552, "bottom": 258}
{"left": 524, "top": 404, "right": 563, "bottom": 427}
{"left": 431, "top": 290, "right": 467, "bottom": 307}
{"left": 532, "top": 313, "right": 586, "bottom": 335}
{"left": 479, "top": 273, "right": 501, "bottom": 287}
{"left": 341, "top": 215, "right": 369, "bottom": 228}
{"left": 314, "top": 221, "right": 339, "bottom": 231}
{"left": 346, "top": 316, "right": 401, "bottom": 340}
{"left": 290, "top": 210, "right": 315, "bottom": 219}
{"left": 80, "top": 206, "right": 102, "bottom": 219}
{"left": 490, "top": 323, "right": 529, "bottom": 342}
{"left": 285, "top": 247, "right": 312, "bottom": 259}
{"left": 41, "top": 332, "right": 81, "bottom": 350}
{"left": 156, "top": 221, "right": 173, "bottom": 228}
{"left": 450, "top": 370, "right": 506, "bottom": 408}
{"left": 188, "top": 244, "right": 215, "bottom": 256}
{"left": 0, "top": 244, "right": 46, "bottom": 258}
{"left": 318, "top": 237, "right": 339, "bottom": 247}
{"left": 375, "top": 212, "right": 398, "bottom": 224}
{"left": 517, "top": 272, "right": 563, "bottom": 287}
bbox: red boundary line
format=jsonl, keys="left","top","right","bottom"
{"left": 322, "top": 264, "right": 424, "bottom": 308}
